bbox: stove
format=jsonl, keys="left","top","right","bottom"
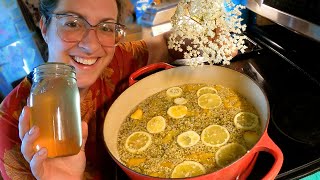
{"left": 226, "top": 4, "right": 320, "bottom": 179}
{"left": 227, "top": 32, "right": 320, "bottom": 180}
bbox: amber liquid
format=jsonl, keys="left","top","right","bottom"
{"left": 29, "top": 78, "right": 82, "bottom": 158}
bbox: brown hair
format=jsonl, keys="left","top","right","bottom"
{"left": 39, "top": 0, "right": 127, "bottom": 25}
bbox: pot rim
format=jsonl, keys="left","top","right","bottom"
{"left": 103, "top": 64, "right": 282, "bottom": 179}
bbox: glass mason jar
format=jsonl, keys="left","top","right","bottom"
{"left": 28, "top": 62, "right": 82, "bottom": 158}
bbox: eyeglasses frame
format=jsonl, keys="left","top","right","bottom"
{"left": 49, "top": 13, "right": 127, "bottom": 47}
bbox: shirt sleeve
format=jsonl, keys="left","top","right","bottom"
{"left": 0, "top": 77, "right": 35, "bottom": 180}
{"left": 102, "top": 40, "right": 149, "bottom": 97}
{"left": 112, "top": 40, "right": 149, "bottom": 79}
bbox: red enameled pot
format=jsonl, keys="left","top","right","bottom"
{"left": 103, "top": 62, "right": 283, "bottom": 180}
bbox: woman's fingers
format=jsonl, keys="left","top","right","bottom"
{"left": 18, "top": 106, "right": 31, "bottom": 141}
{"left": 21, "top": 126, "right": 40, "bottom": 162}
{"left": 29, "top": 148, "right": 47, "bottom": 179}
{"left": 19, "top": 106, "right": 39, "bottom": 162}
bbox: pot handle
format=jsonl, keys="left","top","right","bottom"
{"left": 248, "top": 133, "right": 284, "bottom": 180}
{"left": 129, "top": 62, "right": 175, "bottom": 86}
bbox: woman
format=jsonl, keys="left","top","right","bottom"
{"left": 0, "top": 0, "right": 238, "bottom": 179}
{"left": 0, "top": 0, "right": 177, "bottom": 179}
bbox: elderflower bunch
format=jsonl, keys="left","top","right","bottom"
{"left": 168, "top": 0, "right": 247, "bottom": 66}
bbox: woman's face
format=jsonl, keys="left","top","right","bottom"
{"left": 40, "top": 0, "right": 118, "bottom": 90}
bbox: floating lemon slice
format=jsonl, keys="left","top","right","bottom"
{"left": 243, "top": 131, "right": 260, "bottom": 148}
{"left": 215, "top": 143, "right": 247, "bottom": 167}
{"left": 147, "top": 116, "right": 166, "bottom": 133}
{"left": 130, "top": 108, "right": 143, "bottom": 120}
{"left": 167, "top": 105, "right": 188, "bottom": 119}
{"left": 197, "top": 86, "right": 217, "bottom": 97}
{"left": 166, "top": 87, "right": 183, "bottom": 98}
{"left": 174, "top": 97, "right": 188, "bottom": 105}
{"left": 171, "top": 161, "right": 206, "bottom": 178}
{"left": 125, "top": 131, "right": 152, "bottom": 153}
{"left": 234, "top": 112, "right": 259, "bottom": 130}
{"left": 177, "top": 130, "right": 200, "bottom": 148}
{"left": 198, "top": 93, "right": 222, "bottom": 109}
{"left": 201, "top": 124, "right": 230, "bottom": 147}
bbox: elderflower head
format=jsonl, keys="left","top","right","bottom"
{"left": 168, "top": 0, "right": 247, "bottom": 66}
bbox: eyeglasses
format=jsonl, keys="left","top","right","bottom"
{"left": 50, "top": 13, "right": 126, "bottom": 47}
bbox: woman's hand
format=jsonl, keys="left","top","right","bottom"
{"left": 18, "top": 106, "right": 88, "bottom": 180}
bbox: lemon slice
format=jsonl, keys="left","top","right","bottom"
{"left": 197, "top": 86, "right": 217, "bottom": 97}
{"left": 171, "top": 161, "right": 206, "bottom": 178}
{"left": 177, "top": 130, "right": 200, "bottom": 148}
{"left": 174, "top": 97, "right": 188, "bottom": 105}
{"left": 166, "top": 87, "right": 183, "bottom": 98}
{"left": 125, "top": 131, "right": 152, "bottom": 153}
{"left": 130, "top": 108, "right": 143, "bottom": 120}
{"left": 234, "top": 112, "right": 259, "bottom": 130}
{"left": 167, "top": 105, "right": 188, "bottom": 119}
{"left": 215, "top": 143, "right": 247, "bottom": 167}
{"left": 201, "top": 124, "right": 230, "bottom": 147}
{"left": 147, "top": 116, "right": 166, "bottom": 133}
{"left": 243, "top": 131, "right": 260, "bottom": 148}
{"left": 198, "top": 93, "right": 222, "bottom": 109}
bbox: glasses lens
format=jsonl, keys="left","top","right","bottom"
{"left": 56, "top": 16, "right": 86, "bottom": 42}
{"left": 96, "top": 23, "right": 116, "bottom": 46}
{"left": 96, "top": 23, "right": 125, "bottom": 46}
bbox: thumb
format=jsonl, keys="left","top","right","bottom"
{"left": 30, "top": 148, "right": 48, "bottom": 178}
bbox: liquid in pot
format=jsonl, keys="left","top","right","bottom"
{"left": 117, "top": 83, "right": 262, "bottom": 178}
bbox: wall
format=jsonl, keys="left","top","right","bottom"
{"left": 0, "top": 0, "right": 44, "bottom": 99}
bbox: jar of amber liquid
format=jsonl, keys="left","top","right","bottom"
{"left": 29, "top": 63, "right": 82, "bottom": 158}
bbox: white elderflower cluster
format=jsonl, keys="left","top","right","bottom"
{"left": 168, "top": 0, "right": 247, "bottom": 66}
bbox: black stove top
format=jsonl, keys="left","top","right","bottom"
{"left": 226, "top": 22, "right": 320, "bottom": 179}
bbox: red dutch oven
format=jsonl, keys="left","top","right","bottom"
{"left": 103, "top": 62, "right": 283, "bottom": 180}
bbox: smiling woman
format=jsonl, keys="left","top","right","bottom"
{"left": 0, "top": 0, "right": 159, "bottom": 179}
{"left": 0, "top": 0, "right": 241, "bottom": 179}
{"left": 0, "top": 0, "right": 175, "bottom": 179}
